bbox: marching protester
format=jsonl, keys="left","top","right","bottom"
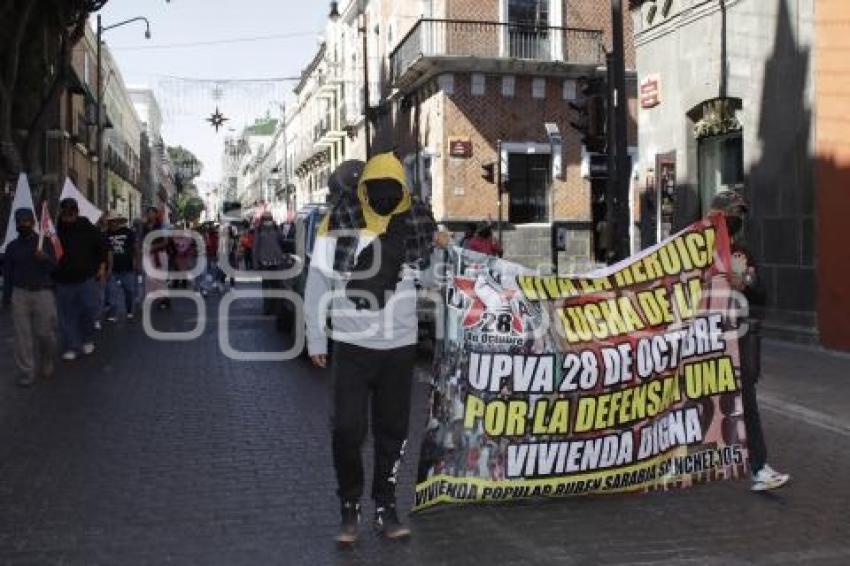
{"left": 93, "top": 217, "right": 111, "bottom": 330}
{"left": 2, "top": 208, "right": 58, "bottom": 386}
{"left": 710, "top": 190, "right": 790, "bottom": 492}
{"left": 252, "top": 211, "right": 289, "bottom": 315}
{"left": 54, "top": 198, "right": 106, "bottom": 360}
{"left": 201, "top": 223, "right": 224, "bottom": 295}
{"left": 170, "top": 224, "right": 199, "bottom": 291}
{"left": 105, "top": 212, "right": 138, "bottom": 321}
{"left": 239, "top": 224, "right": 255, "bottom": 271}
{"left": 464, "top": 221, "right": 502, "bottom": 257}
{"left": 142, "top": 206, "right": 171, "bottom": 310}
{"left": 305, "top": 153, "right": 449, "bottom": 544}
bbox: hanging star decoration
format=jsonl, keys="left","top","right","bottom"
{"left": 207, "top": 107, "right": 228, "bottom": 132}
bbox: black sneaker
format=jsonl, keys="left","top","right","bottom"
{"left": 374, "top": 504, "right": 411, "bottom": 540}
{"left": 335, "top": 501, "right": 360, "bottom": 545}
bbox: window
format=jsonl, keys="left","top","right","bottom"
{"left": 438, "top": 74, "right": 454, "bottom": 95}
{"left": 508, "top": 0, "right": 549, "bottom": 27}
{"left": 471, "top": 73, "right": 486, "bottom": 96}
{"left": 507, "top": 0, "right": 550, "bottom": 59}
{"left": 532, "top": 78, "right": 546, "bottom": 99}
{"left": 502, "top": 76, "right": 516, "bottom": 97}
{"left": 698, "top": 133, "right": 744, "bottom": 214}
{"left": 563, "top": 79, "right": 577, "bottom": 101}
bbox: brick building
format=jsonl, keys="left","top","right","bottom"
{"left": 280, "top": 1, "right": 636, "bottom": 270}
{"left": 371, "top": 0, "right": 637, "bottom": 269}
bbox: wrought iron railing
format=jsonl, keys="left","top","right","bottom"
{"left": 391, "top": 19, "right": 605, "bottom": 84}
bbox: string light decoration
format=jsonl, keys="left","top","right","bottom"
{"left": 207, "top": 106, "right": 229, "bottom": 132}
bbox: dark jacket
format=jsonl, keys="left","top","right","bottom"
{"left": 2, "top": 233, "right": 57, "bottom": 304}
{"left": 54, "top": 217, "right": 106, "bottom": 284}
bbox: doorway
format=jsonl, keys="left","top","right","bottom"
{"left": 508, "top": 152, "right": 550, "bottom": 223}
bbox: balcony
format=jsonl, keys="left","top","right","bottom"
{"left": 391, "top": 19, "right": 605, "bottom": 92}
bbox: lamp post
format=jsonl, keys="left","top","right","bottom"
{"left": 96, "top": 15, "right": 151, "bottom": 209}
{"left": 608, "top": 0, "right": 630, "bottom": 262}
{"left": 359, "top": 11, "right": 372, "bottom": 159}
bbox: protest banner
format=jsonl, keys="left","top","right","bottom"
{"left": 414, "top": 213, "right": 749, "bottom": 511}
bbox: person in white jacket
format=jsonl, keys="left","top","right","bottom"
{"left": 305, "top": 153, "right": 449, "bottom": 544}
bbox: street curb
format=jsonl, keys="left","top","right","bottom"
{"left": 759, "top": 390, "right": 850, "bottom": 438}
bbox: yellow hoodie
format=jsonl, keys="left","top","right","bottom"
{"left": 318, "top": 152, "right": 411, "bottom": 237}
{"left": 356, "top": 152, "right": 412, "bottom": 236}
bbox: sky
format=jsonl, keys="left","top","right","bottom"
{"left": 97, "top": 0, "right": 330, "bottom": 184}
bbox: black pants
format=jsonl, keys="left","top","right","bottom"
{"left": 332, "top": 342, "right": 415, "bottom": 505}
{"left": 740, "top": 329, "right": 767, "bottom": 473}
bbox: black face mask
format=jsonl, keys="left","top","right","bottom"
{"left": 727, "top": 216, "right": 744, "bottom": 237}
{"left": 365, "top": 179, "right": 403, "bottom": 216}
{"left": 16, "top": 225, "right": 34, "bottom": 237}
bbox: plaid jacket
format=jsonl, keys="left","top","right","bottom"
{"left": 329, "top": 193, "right": 437, "bottom": 273}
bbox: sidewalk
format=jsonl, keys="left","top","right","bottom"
{"left": 760, "top": 339, "right": 850, "bottom": 436}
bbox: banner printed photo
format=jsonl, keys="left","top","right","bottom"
{"left": 415, "top": 213, "right": 749, "bottom": 511}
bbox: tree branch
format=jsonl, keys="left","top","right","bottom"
{"left": 3, "top": 1, "right": 36, "bottom": 90}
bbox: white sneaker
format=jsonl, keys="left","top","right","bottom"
{"left": 126, "top": 313, "right": 135, "bottom": 321}
{"left": 62, "top": 351, "right": 78, "bottom": 361}
{"left": 106, "top": 316, "right": 118, "bottom": 323}
{"left": 94, "top": 321, "right": 102, "bottom": 331}
{"left": 82, "top": 343, "right": 95, "bottom": 355}
{"left": 751, "top": 464, "right": 790, "bottom": 491}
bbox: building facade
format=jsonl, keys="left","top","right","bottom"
{"left": 129, "top": 87, "right": 172, "bottom": 210}
{"left": 629, "top": 0, "right": 825, "bottom": 342}
{"left": 278, "top": 0, "right": 637, "bottom": 270}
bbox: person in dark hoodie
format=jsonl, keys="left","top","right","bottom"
{"left": 54, "top": 198, "right": 106, "bottom": 360}
{"left": 2, "top": 207, "right": 58, "bottom": 386}
{"left": 305, "top": 153, "right": 449, "bottom": 544}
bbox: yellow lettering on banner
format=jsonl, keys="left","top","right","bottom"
{"left": 464, "top": 395, "right": 485, "bottom": 429}
{"left": 704, "top": 228, "right": 716, "bottom": 263}
{"left": 558, "top": 298, "right": 646, "bottom": 344}
{"left": 673, "top": 235, "right": 695, "bottom": 272}
{"left": 674, "top": 278, "right": 703, "bottom": 320}
{"left": 572, "top": 376, "right": 682, "bottom": 433}
{"left": 465, "top": 395, "right": 530, "bottom": 436}
{"left": 574, "top": 398, "right": 595, "bottom": 433}
{"left": 531, "top": 399, "right": 570, "bottom": 435}
{"left": 506, "top": 400, "right": 528, "bottom": 436}
{"left": 685, "top": 357, "right": 737, "bottom": 400}
{"left": 658, "top": 245, "right": 681, "bottom": 275}
{"left": 614, "top": 268, "right": 634, "bottom": 288}
{"left": 686, "top": 233, "right": 709, "bottom": 268}
{"left": 643, "top": 252, "right": 664, "bottom": 281}
{"left": 638, "top": 290, "right": 663, "bottom": 326}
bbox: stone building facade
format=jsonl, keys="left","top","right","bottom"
{"left": 630, "top": 0, "right": 824, "bottom": 342}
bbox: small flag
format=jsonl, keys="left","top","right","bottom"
{"left": 1, "top": 173, "right": 37, "bottom": 253}
{"left": 39, "top": 201, "right": 64, "bottom": 260}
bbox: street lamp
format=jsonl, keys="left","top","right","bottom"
{"left": 96, "top": 15, "right": 152, "bottom": 209}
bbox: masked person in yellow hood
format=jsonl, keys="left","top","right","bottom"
{"left": 305, "top": 153, "right": 449, "bottom": 544}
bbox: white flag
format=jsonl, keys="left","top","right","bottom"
{"left": 1, "top": 173, "right": 38, "bottom": 254}
{"left": 59, "top": 177, "right": 102, "bottom": 225}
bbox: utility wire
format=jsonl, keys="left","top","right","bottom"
{"left": 156, "top": 74, "right": 301, "bottom": 83}
{"left": 113, "top": 31, "right": 317, "bottom": 51}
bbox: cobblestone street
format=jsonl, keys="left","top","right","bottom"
{"left": 1, "top": 293, "right": 849, "bottom": 565}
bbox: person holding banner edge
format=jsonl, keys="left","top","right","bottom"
{"left": 709, "top": 190, "right": 790, "bottom": 492}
